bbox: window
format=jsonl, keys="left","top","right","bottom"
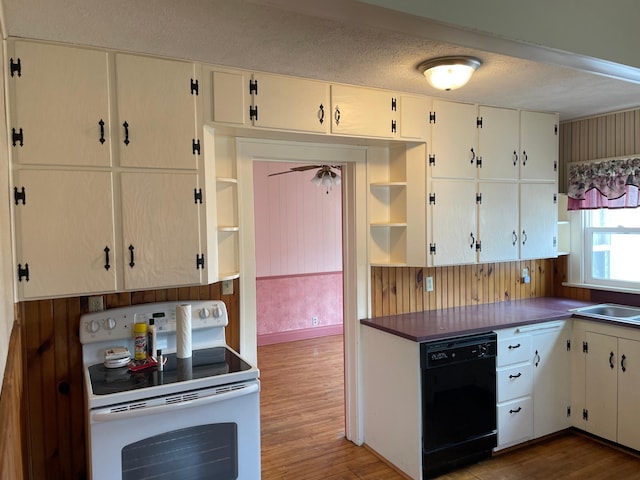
{"left": 583, "top": 209, "right": 640, "bottom": 289}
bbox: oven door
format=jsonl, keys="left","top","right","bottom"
{"left": 87, "top": 380, "right": 260, "bottom": 480}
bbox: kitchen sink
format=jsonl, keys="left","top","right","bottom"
{"left": 571, "top": 304, "right": 640, "bottom": 324}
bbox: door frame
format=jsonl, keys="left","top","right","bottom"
{"left": 237, "top": 137, "right": 369, "bottom": 444}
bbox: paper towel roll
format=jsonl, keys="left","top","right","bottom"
{"left": 176, "top": 304, "right": 192, "bottom": 359}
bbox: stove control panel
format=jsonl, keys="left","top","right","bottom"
{"left": 79, "top": 301, "right": 228, "bottom": 345}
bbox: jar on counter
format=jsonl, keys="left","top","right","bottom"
{"left": 133, "top": 323, "right": 148, "bottom": 360}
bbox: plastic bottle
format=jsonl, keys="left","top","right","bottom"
{"left": 133, "top": 323, "right": 148, "bottom": 360}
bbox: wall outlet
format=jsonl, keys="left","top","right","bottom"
{"left": 88, "top": 296, "right": 104, "bottom": 312}
{"left": 425, "top": 276, "right": 434, "bottom": 292}
{"left": 312, "top": 316, "right": 319, "bottom": 327}
{"left": 522, "top": 267, "right": 531, "bottom": 284}
{"left": 222, "top": 280, "right": 234, "bottom": 295}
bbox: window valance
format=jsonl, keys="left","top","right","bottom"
{"left": 567, "top": 157, "right": 640, "bottom": 210}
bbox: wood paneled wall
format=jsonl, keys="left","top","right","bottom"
{"left": 371, "top": 258, "right": 590, "bottom": 316}
{"left": 20, "top": 279, "right": 239, "bottom": 480}
{"left": 558, "top": 107, "right": 640, "bottom": 192}
{"left": 0, "top": 318, "right": 26, "bottom": 480}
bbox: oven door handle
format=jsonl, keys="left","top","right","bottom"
{"left": 91, "top": 381, "right": 259, "bottom": 422}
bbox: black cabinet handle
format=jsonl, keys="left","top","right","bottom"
{"left": 609, "top": 351, "right": 615, "bottom": 369}
{"left": 513, "top": 150, "right": 518, "bottom": 166}
{"left": 123, "top": 121, "right": 130, "bottom": 146}
{"left": 621, "top": 354, "right": 627, "bottom": 372}
{"left": 509, "top": 407, "right": 522, "bottom": 414}
{"left": 469, "top": 232, "right": 475, "bottom": 248}
{"left": 522, "top": 230, "right": 528, "bottom": 245}
{"left": 509, "top": 372, "right": 522, "bottom": 379}
{"left": 508, "top": 343, "right": 521, "bottom": 350}
{"left": 512, "top": 230, "right": 518, "bottom": 246}
{"left": 318, "top": 104, "right": 325, "bottom": 125}
{"left": 99, "top": 119, "right": 105, "bottom": 144}
{"left": 534, "top": 350, "right": 541, "bottom": 367}
{"left": 104, "top": 246, "right": 111, "bottom": 271}
{"left": 334, "top": 106, "right": 341, "bottom": 126}
{"left": 522, "top": 150, "right": 528, "bottom": 166}
{"left": 470, "top": 148, "right": 476, "bottom": 164}
{"left": 128, "top": 244, "right": 135, "bottom": 268}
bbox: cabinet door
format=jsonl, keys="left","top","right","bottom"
{"left": 251, "top": 73, "right": 329, "bottom": 133}
{"left": 8, "top": 41, "right": 110, "bottom": 167}
{"left": 497, "top": 397, "right": 533, "bottom": 449}
{"left": 121, "top": 172, "right": 202, "bottom": 290}
{"left": 430, "top": 99, "right": 477, "bottom": 180}
{"left": 478, "top": 182, "right": 519, "bottom": 262}
{"left": 330, "top": 84, "right": 396, "bottom": 138}
{"left": 520, "top": 111, "right": 558, "bottom": 182}
{"left": 399, "top": 95, "right": 430, "bottom": 140}
{"left": 115, "top": 54, "right": 198, "bottom": 169}
{"left": 532, "top": 323, "right": 571, "bottom": 438}
{"left": 477, "top": 106, "right": 519, "bottom": 181}
{"left": 14, "top": 170, "right": 116, "bottom": 298}
{"left": 584, "top": 331, "right": 618, "bottom": 442}
{"left": 617, "top": 338, "right": 640, "bottom": 451}
{"left": 429, "top": 180, "right": 477, "bottom": 266}
{"left": 519, "top": 183, "right": 558, "bottom": 260}
{"left": 212, "top": 70, "right": 248, "bottom": 125}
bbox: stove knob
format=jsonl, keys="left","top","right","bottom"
{"left": 199, "top": 308, "right": 210, "bottom": 319}
{"left": 212, "top": 305, "right": 221, "bottom": 318}
{"left": 103, "top": 317, "right": 117, "bottom": 331}
{"left": 86, "top": 320, "right": 100, "bottom": 334}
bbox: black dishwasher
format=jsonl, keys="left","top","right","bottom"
{"left": 421, "top": 332, "right": 497, "bottom": 479}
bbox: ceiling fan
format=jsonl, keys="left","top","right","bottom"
{"left": 268, "top": 165, "right": 342, "bottom": 193}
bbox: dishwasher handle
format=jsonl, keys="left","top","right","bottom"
{"left": 91, "top": 381, "right": 259, "bottom": 423}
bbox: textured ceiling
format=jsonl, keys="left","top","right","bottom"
{"left": 2, "top": 0, "right": 640, "bottom": 121}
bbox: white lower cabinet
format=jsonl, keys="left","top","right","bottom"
{"left": 573, "top": 321, "right": 640, "bottom": 451}
{"left": 495, "top": 320, "right": 571, "bottom": 451}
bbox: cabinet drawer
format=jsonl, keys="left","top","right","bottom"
{"left": 496, "top": 397, "right": 533, "bottom": 449}
{"left": 497, "top": 335, "right": 532, "bottom": 366}
{"left": 497, "top": 364, "right": 533, "bottom": 402}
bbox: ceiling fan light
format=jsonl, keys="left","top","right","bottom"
{"left": 311, "top": 172, "right": 323, "bottom": 186}
{"left": 333, "top": 173, "right": 341, "bottom": 186}
{"left": 321, "top": 173, "right": 333, "bottom": 187}
{"left": 418, "top": 56, "right": 481, "bottom": 91}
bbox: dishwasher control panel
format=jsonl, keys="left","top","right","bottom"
{"left": 421, "top": 332, "right": 496, "bottom": 368}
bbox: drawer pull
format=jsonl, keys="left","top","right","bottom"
{"left": 508, "top": 343, "right": 521, "bottom": 350}
{"left": 509, "top": 407, "right": 522, "bottom": 414}
{"left": 509, "top": 372, "right": 522, "bottom": 379}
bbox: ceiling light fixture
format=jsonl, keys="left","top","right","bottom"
{"left": 311, "top": 166, "right": 341, "bottom": 194}
{"left": 418, "top": 56, "right": 482, "bottom": 91}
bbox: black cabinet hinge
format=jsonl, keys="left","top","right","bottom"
{"left": 192, "top": 139, "right": 201, "bottom": 155}
{"left": 553, "top": 236, "right": 557, "bottom": 248}
{"left": 194, "top": 188, "right": 203, "bottom": 204}
{"left": 429, "top": 243, "right": 436, "bottom": 255}
{"left": 567, "top": 406, "right": 571, "bottom": 417}
{"left": 553, "top": 193, "right": 558, "bottom": 204}
{"left": 476, "top": 156, "right": 482, "bottom": 168}
{"left": 583, "top": 409, "right": 588, "bottom": 421}
{"left": 567, "top": 339, "right": 571, "bottom": 351}
{"left": 475, "top": 241, "right": 482, "bottom": 252}
{"left": 196, "top": 254, "right": 205, "bottom": 270}
{"left": 429, "top": 111, "right": 436, "bottom": 124}
{"left": 554, "top": 160, "right": 558, "bottom": 172}
{"left": 14, "top": 186, "right": 26, "bottom": 205}
{"left": 9, "top": 57, "right": 21, "bottom": 77}
{"left": 391, "top": 120, "right": 396, "bottom": 133}
{"left": 249, "top": 79, "right": 258, "bottom": 95}
{"left": 17, "top": 263, "right": 29, "bottom": 282}
{"left": 428, "top": 154, "right": 435, "bottom": 166}
{"left": 477, "top": 117, "right": 483, "bottom": 128}
{"left": 12, "top": 127, "right": 24, "bottom": 147}
{"left": 391, "top": 97, "right": 397, "bottom": 111}
{"left": 429, "top": 193, "right": 436, "bottom": 205}
{"left": 476, "top": 193, "right": 482, "bottom": 204}
{"left": 249, "top": 106, "right": 258, "bottom": 121}
{"left": 554, "top": 124, "right": 558, "bottom": 135}
{"left": 190, "top": 78, "right": 199, "bottom": 95}
{"left": 583, "top": 341, "right": 589, "bottom": 353}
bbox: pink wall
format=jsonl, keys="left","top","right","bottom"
{"left": 253, "top": 161, "right": 343, "bottom": 345}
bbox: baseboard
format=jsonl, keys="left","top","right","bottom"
{"left": 257, "top": 324, "right": 343, "bottom": 346}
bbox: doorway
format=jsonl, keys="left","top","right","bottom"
{"left": 236, "top": 138, "right": 369, "bottom": 444}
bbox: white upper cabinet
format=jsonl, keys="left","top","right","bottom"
{"left": 249, "top": 73, "right": 329, "bottom": 134}
{"left": 7, "top": 41, "right": 111, "bottom": 167}
{"left": 115, "top": 53, "right": 200, "bottom": 170}
{"left": 13, "top": 169, "right": 117, "bottom": 299}
{"left": 330, "top": 84, "right": 398, "bottom": 138}
{"left": 399, "top": 95, "right": 431, "bottom": 140}
{"left": 120, "top": 172, "right": 203, "bottom": 291}
{"left": 211, "top": 70, "right": 248, "bottom": 125}
{"left": 477, "top": 106, "right": 519, "bottom": 181}
{"left": 478, "top": 182, "right": 519, "bottom": 263}
{"left": 520, "top": 110, "right": 559, "bottom": 182}
{"left": 520, "top": 183, "right": 558, "bottom": 260}
{"left": 430, "top": 99, "right": 478, "bottom": 180}
{"left": 428, "top": 179, "right": 478, "bottom": 266}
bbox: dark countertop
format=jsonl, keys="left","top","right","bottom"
{"left": 360, "top": 297, "right": 595, "bottom": 342}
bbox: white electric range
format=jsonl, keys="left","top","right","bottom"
{"left": 79, "top": 300, "right": 260, "bottom": 480}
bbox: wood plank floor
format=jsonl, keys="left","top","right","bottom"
{"left": 258, "top": 334, "right": 640, "bottom": 480}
